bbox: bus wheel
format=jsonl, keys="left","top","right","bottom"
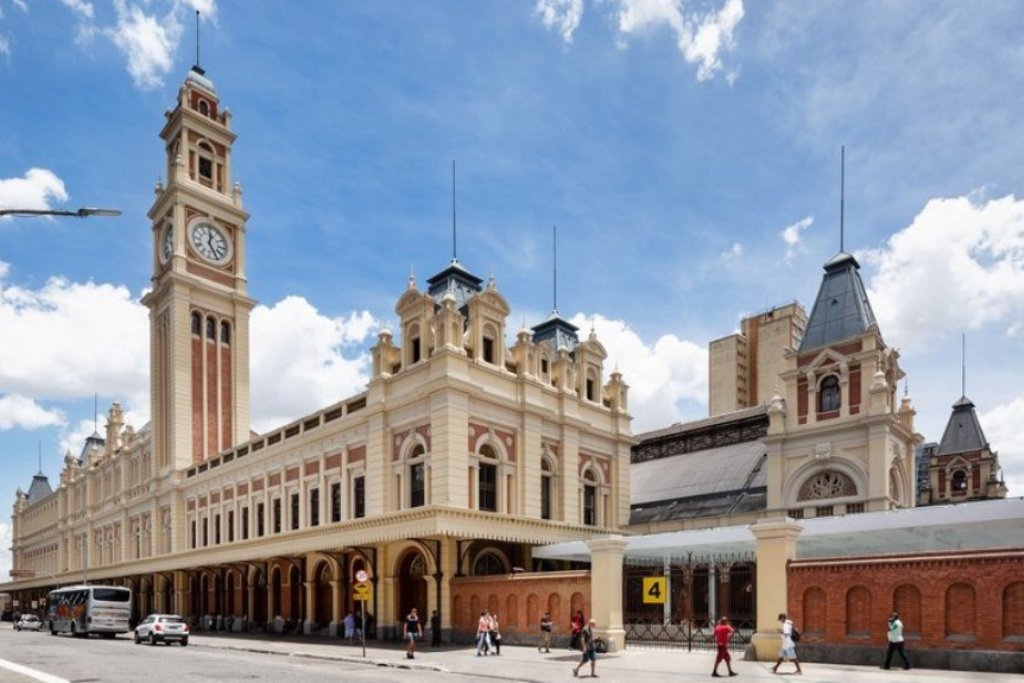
{"left": 49, "top": 623, "right": 57, "bottom": 636}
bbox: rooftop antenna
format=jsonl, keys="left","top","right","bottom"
{"left": 840, "top": 145, "right": 846, "bottom": 253}
{"left": 451, "top": 160, "right": 457, "bottom": 262}
{"left": 552, "top": 224, "right": 558, "bottom": 315}
{"left": 38, "top": 442, "right": 42, "bottom": 474}
{"left": 194, "top": 10, "right": 204, "bottom": 74}
{"left": 93, "top": 392, "right": 98, "bottom": 435}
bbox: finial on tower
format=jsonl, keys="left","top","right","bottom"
{"left": 840, "top": 144, "right": 846, "bottom": 253}
{"left": 552, "top": 224, "right": 558, "bottom": 315}
{"left": 451, "top": 160, "right": 457, "bottom": 263}
{"left": 961, "top": 331, "right": 967, "bottom": 398}
{"left": 193, "top": 10, "right": 205, "bottom": 75}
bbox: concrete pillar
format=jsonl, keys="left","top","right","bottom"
{"left": 304, "top": 581, "right": 315, "bottom": 634}
{"left": 586, "top": 535, "right": 627, "bottom": 652}
{"left": 749, "top": 517, "right": 803, "bottom": 661}
{"left": 329, "top": 580, "right": 341, "bottom": 637}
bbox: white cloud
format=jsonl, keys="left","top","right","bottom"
{"left": 0, "top": 169, "right": 68, "bottom": 215}
{"left": 570, "top": 313, "right": 707, "bottom": 432}
{"left": 59, "top": 0, "right": 94, "bottom": 20}
{"left": 0, "top": 523, "right": 11, "bottom": 581}
{"left": 863, "top": 193, "right": 1024, "bottom": 353}
{"left": 616, "top": 0, "right": 744, "bottom": 82}
{"left": 980, "top": 397, "right": 1024, "bottom": 498}
{"left": 535, "top": 0, "right": 584, "bottom": 44}
{"left": 0, "top": 394, "right": 64, "bottom": 430}
{"left": 249, "top": 297, "right": 375, "bottom": 433}
{"left": 106, "top": 0, "right": 183, "bottom": 89}
{"left": 780, "top": 215, "right": 813, "bottom": 261}
{"left": 11, "top": 0, "right": 27, "bottom": 12}
{"left": 180, "top": 0, "right": 218, "bottom": 22}
{"left": 59, "top": 417, "right": 101, "bottom": 457}
{"left": 0, "top": 35, "right": 9, "bottom": 59}
{"left": 0, "top": 274, "right": 149, "bottom": 400}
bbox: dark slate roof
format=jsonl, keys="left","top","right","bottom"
{"left": 26, "top": 472, "right": 53, "bottom": 503}
{"left": 426, "top": 260, "right": 483, "bottom": 310}
{"left": 79, "top": 431, "right": 105, "bottom": 460}
{"left": 798, "top": 251, "right": 879, "bottom": 352}
{"left": 936, "top": 396, "right": 989, "bottom": 456}
{"left": 531, "top": 313, "right": 580, "bottom": 353}
{"left": 632, "top": 439, "right": 767, "bottom": 506}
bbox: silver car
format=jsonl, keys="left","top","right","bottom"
{"left": 133, "top": 614, "right": 189, "bottom": 646}
{"left": 14, "top": 615, "right": 42, "bottom": 631}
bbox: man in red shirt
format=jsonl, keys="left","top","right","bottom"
{"left": 712, "top": 616, "right": 738, "bottom": 677}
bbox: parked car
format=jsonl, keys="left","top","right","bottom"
{"left": 15, "top": 615, "right": 42, "bottom": 631}
{"left": 133, "top": 614, "right": 189, "bottom": 646}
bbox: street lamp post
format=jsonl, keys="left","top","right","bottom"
{"left": 0, "top": 207, "right": 121, "bottom": 218}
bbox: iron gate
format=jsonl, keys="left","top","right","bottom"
{"left": 623, "top": 553, "right": 755, "bottom": 651}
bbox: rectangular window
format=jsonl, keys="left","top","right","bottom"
{"left": 309, "top": 488, "right": 320, "bottom": 527}
{"left": 540, "top": 477, "right": 552, "bottom": 520}
{"left": 410, "top": 463, "right": 425, "bottom": 508}
{"left": 190, "top": 520, "right": 197, "bottom": 549}
{"left": 353, "top": 476, "right": 365, "bottom": 519}
{"left": 227, "top": 510, "right": 235, "bottom": 543}
{"left": 412, "top": 338, "right": 421, "bottom": 364}
{"left": 198, "top": 156, "right": 213, "bottom": 179}
{"left": 479, "top": 463, "right": 497, "bottom": 512}
{"left": 214, "top": 514, "right": 221, "bottom": 544}
{"left": 483, "top": 337, "right": 494, "bottom": 364}
{"left": 202, "top": 517, "right": 209, "bottom": 547}
{"left": 583, "top": 485, "right": 596, "bottom": 526}
{"left": 257, "top": 502, "right": 265, "bottom": 537}
{"left": 241, "top": 506, "right": 249, "bottom": 540}
{"left": 787, "top": 508, "right": 805, "bottom": 520}
{"left": 845, "top": 502, "right": 865, "bottom": 514}
{"left": 815, "top": 505, "right": 834, "bottom": 517}
{"left": 290, "top": 493, "right": 300, "bottom": 530}
{"left": 586, "top": 378, "right": 595, "bottom": 401}
{"left": 272, "top": 498, "right": 281, "bottom": 534}
{"left": 541, "top": 358, "right": 549, "bottom": 374}
{"left": 331, "top": 482, "right": 341, "bottom": 523}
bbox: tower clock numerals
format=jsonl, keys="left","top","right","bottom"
{"left": 161, "top": 225, "right": 174, "bottom": 263}
{"left": 189, "top": 222, "right": 231, "bottom": 264}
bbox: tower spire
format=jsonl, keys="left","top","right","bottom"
{"left": 840, "top": 144, "right": 845, "bottom": 253}
{"left": 451, "top": 160, "right": 457, "bottom": 262}
{"left": 194, "top": 10, "right": 204, "bottom": 74}
{"left": 93, "top": 392, "right": 98, "bottom": 435}
{"left": 552, "top": 224, "right": 558, "bottom": 315}
{"left": 961, "top": 332, "right": 967, "bottom": 398}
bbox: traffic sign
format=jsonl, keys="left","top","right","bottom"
{"left": 642, "top": 576, "right": 667, "bottom": 604}
{"left": 355, "top": 569, "right": 368, "bottom": 583}
{"left": 353, "top": 582, "right": 372, "bottom": 602}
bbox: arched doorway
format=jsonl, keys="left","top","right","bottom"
{"left": 161, "top": 575, "right": 173, "bottom": 614}
{"left": 270, "top": 567, "right": 282, "bottom": 623}
{"left": 313, "top": 562, "right": 333, "bottom": 630}
{"left": 288, "top": 565, "right": 303, "bottom": 627}
{"left": 226, "top": 572, "right": 237, "bottom": 617}
{"left": 252, "top": 568, "right": 268, "bottom": 628}
{"left": 397, "top": 551, "right": 428, "bottom": 627}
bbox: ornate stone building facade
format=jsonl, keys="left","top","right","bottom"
{"left": 5, "top": 67, "right": 633, "bottom": 638}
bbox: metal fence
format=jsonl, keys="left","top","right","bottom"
{"left": 623, "top": 553, "right": 756, "bottom": 651}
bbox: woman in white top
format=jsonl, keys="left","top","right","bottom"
{"left": 771, "top": 612, "right": 802, "bottom": 675}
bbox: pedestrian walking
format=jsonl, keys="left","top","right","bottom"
{"left": 430, "top": 609, "right": 442, "bottom": 647}
{"left": 343, "top": 612, "right": 355, "bottom": 642}
{"left": 539, "top": 611, "right": 554, "bottom": 653}
{"left": 569, "top": 610, "right": 584, "bottom": 650}
{"left": 882, "top": 611, "right": 911, "bottom": 670}
{"left": 572, "top": 618, "right": 598, "bottom": 678}
{"left": 403, "top": 607, "right": 423, "bottom": 659}
{"left": 771, "top": 612, "right": 802, "bottom": 675}
{"left": 476, "top": 610, "right": 492, "bottom": 656}
{"left": 711, "top": 616, "right": 738, "bottom": 677}
{"left": 490, "top": 612, "right": 502, "bottom": 655}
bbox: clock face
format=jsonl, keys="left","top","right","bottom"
{"left": 160, "top": 225, "right": 174, "bottom": 263}
{"left": 189, "top": 222, "right": 231, "bottom": 264}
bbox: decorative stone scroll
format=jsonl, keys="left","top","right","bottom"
{"left": 797, "top": 469, "right": 857, "bottom": 501}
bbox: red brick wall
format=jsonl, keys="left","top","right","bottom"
{"left": 450, "top": 571, "right": 590, "bottom": 644}
{"left": 788, "top": 549, "right": 1024, "bottom": 651}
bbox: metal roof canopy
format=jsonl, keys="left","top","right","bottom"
{"left": 533, "top": 497, "right": 1024, "bottom": 563}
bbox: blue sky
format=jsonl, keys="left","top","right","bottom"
{"left": 1, "top": 0, "right": 1022, "bottom": 577}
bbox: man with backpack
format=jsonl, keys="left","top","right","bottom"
{"left": 771, "top": 612, "right": 802, "bottom": 675}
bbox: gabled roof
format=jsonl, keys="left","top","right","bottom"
{"left": 936, "top": 396, "right": 989, "bottom": 456}
{"left": 798, "top": 251, "right": 879, "bottom": 352}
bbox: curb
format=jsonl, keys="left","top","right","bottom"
{"left": 193, "top": 640, "right": 449, "bottom": 673}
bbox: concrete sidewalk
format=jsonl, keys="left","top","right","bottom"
{"left": 188, "top": 634, "right": 1020, "bottom": 682}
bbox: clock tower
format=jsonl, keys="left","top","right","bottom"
{"left": 143, "top": 66, "right": 255, "bottom": 471}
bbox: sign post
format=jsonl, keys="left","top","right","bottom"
{"left": 354, "top": 570, "right": 371, "bottom": 658}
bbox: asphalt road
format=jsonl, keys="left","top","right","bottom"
{"left": 1, "top": 626, "right": 1020, "bottom": 683}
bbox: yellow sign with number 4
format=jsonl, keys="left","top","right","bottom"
{"left": 642, "top": 576, "right": 667, "bottom": 604}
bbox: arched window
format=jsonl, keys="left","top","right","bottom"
{"left": 472, "top": 550, "right": 508, "bottom": 576}
{"left": 220, "top": 321, "right": 231, "bottom": 344}
{"left": 197, "top": 141, "right": 214, "bottom": 185}
{"left": 797, "top": 469, "right": 858, "bottom": 501}
{"left": 951, "top": 469, "right": 968, "bottom": 493}
{"left": 478, "top": 445, "right": 498, "bottom": 512}
{"left": 409, "top": 444, "right": 426, "bottom": 508}
{"left": 409, "top": 324, "right": 422, "bottom": 364}
{"left": 482, "top": 324, "right": 497, "bottom": 364}
{"left": 198, "top": 100, "right": 209, "bottom": 115}
{"left": 190, "top": 312, "right": 201, "bottom": 335}
{"left": 582, "top": 470, "right": 597, "bottom": 526}
{"left": 206, "top": 316, "right": 216, "bottom": 340}
{"left": 819, "top": 375, "right": 840, "bottom": 413}
{"left": 540, "top": 458, "right": 554, "bottom": 521}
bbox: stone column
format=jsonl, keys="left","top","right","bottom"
{"left": 329, "top": 580, "right": 341, "bottom": 637}
{"left": 749, "top": 517, "right": 803, "bottom": 661}
{"left": 586, "top": 535, "right": 627, "bottom": 652}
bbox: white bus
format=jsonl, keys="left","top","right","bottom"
{"left": 45, "top": 585, "right": 132, "bottom": 638}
